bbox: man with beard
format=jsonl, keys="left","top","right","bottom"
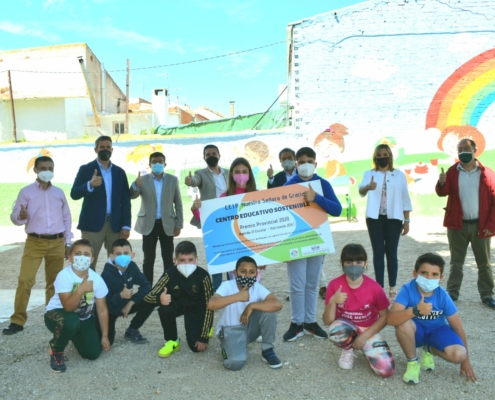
{"left": 71, "top": 136, "right": 131, "bottom": 271}
{"left": 185, "top": 144, "right": 229, "bottom": 291}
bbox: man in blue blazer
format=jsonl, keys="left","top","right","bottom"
{"left": 70, "top": 136, "right": 131, "bottom": 271}
{"left": 267, "top": 148, "right": 297, "bottom": 189}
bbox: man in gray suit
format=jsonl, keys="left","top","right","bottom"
{"left": 131, "top": 151, "right": 183, "bottom": 284}
{"left": 185, "top": 144, "right": 229, "bottom": 291}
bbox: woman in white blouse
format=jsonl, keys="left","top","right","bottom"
{"left": 358, "top": 144, "right": 412, "bottom": 300}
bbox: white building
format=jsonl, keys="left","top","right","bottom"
{"left": 0, "top": 43, "right": 126, "bottom": 141}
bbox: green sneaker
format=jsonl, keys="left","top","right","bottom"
{"left": 158, "top": 339, "right": 180, "bottom": 358}
{"left": 403, "top": 360, "right": 420, "bottom": 384}
{"left": 421, "top": 348, "right": 435, "bottom": 371}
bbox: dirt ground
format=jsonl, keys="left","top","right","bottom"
{"left": 0, "top": 216, "right": 494, "bottom": 400}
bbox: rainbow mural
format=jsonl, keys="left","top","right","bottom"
{"left": 426, "top": 48, "right": 495, "bottom": 131}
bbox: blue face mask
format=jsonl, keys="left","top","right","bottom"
{"left": 416, "top": 275, "right": 440, "bottom": 292}
{"left": 115, "top": 254, "right": 132, "bottom": 268}
{"left": 151, "top": 163, "right": 164, "bottom": 174}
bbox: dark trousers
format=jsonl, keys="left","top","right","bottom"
{"left": 130, "top": 301, "right": 206, "bottom": 352}
{"left": 366, "top": 215, "right": 403, "bottom": 288}
{"left": 95, "top": 303, "right": 141, "bottom": 345}
{"left": 44, "top": 309, "right": 102, "bottom": 360}
{"left": 142, "top": 220, "right": 174, "bottom": 285}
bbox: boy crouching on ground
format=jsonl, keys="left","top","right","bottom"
{"left": 387, "top": 253, "right": 476, "bottom": 384}
{"left": 129, "top": 240, "right": 213, "bottom": 357}
{"left": 44, "top": 239, "right": 110, "bottom": 373}
{"left": 98, "top": 238, "right": 151, "bottom": 345}
{"left": 208, "top": 256, "right": 283, "bottom": 370}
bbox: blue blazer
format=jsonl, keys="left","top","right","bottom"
{"left": 70, "top": 159, "right": 131, "bottom": 233}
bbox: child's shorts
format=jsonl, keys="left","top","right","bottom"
{"left": 414, "top": 321, "right": 464, "bottom": 352}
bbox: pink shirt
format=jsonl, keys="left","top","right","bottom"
{"left": 10, "top": 181, "right": 73, "bottom": 243}
{"left": 325, "top": 274, "right": 389, "bottom": 327}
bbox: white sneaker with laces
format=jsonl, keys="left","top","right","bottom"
{"left": 338, "top": 348, "right": 356, "bottom": 370}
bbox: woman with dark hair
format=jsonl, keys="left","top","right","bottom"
{"left": 358, "top": 144, "right": 412, "bottom": 301}
{"left": 192, "top": 157, "right": 264, "bottom": 282}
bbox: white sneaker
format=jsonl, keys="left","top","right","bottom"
{"left": 255, "top": 335, "right": 262, "bottom": 343}
{"left": 338, "top": 348, "right": 356, "bottom": 370}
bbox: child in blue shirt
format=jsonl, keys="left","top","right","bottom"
{"left": 388, "top": 252, "right": 476, "bottom": 384}
{"left": 283, "top": 147, "right": 342, "bottom": 341}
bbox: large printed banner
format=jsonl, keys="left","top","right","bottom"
{"left": 200, "top": 181, "right": 335, "bottom": 274}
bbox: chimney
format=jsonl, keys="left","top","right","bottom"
{"left": 229, "top": 101, "right": 235, "bottom": 117}
{"left": 152, "top": 88, "right": 169, "bottom": 126}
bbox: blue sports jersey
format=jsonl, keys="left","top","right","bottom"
{"left": 395, "top": 279, "right": 457, "bottom": 330}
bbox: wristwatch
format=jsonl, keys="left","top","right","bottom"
{"left": 412, "top": 306, "right": 422, "bottom": 317}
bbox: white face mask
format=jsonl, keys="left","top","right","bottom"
{"left": 38, "top": 171, "right": 54, "bottom": 182}
{"left": 297, "top": 163, "right": 315, "bottom": 178}
{"left": 177, "top": 264, "right": 197, "bottom": 278}
{"left": 72, "top": 255, "right": 91, "bottom": 271}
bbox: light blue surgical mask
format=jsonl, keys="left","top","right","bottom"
{"left": 151, "top": 163, "right": 164, "bottom": 174}
{"left": 416, "top": 275, "right": 440, "bottom": 292}
{"left": 115, "top": 254, "right": 132, "bottom": 268}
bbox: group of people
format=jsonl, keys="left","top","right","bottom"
{"left": 2, "top": 135, "right": 494, "bottom": 385}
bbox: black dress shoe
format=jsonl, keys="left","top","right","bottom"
{"left": 482, "top": 297, "right": 495, "bottom": 309}
{"left": 2, "top": 323, "right": 24, "bottom": 335}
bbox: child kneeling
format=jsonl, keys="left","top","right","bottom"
{"left": 98, "top": 238, "right": 151, "bottom": 345}
{"left": 323, "top": 244, "right": 395, "bottom": 377}
{"left": 44, "top": 239, "right": 110, "bottom": 373}
{"left": 130, "top": 241, "right": 213, "bottom": 358}
{"left": 387, "top": 253, "right": 476, "bottom": 384}
{"left": 208, "top": 256, "right": 283, "bottom": 370}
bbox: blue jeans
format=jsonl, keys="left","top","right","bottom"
{"left": 366, "top": 215, "right": 403, "bottom": 287}
{"left": 287, "top": 255, "right": 324, "bottom": 324}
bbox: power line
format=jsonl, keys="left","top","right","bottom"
{"left": 0, "top": 40, "right": 287, "bottom": 75}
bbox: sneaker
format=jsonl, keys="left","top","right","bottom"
{"left": 261, "top": 348, "right": 282, "bottom": 369}
{"left": 403, "top": 360, "right": 420, "bottom": 384}
{"left": 338, "top": 348, "right": 356, "bottom": 370}
{"left": 421, "top": 348, "right": 435, "bottom": 371}
{"left": 49, "top": 349, "right": 67, "bottom": 373}
{"left": 209, "top": 328, "right": 213, "bottom": 338}
{"left": 124, "top": 328, "right": 148, "bottom": 344}
{"left": 303, "top": 322, "right": 328, "bottom": 339}
{"left": 2, "top": 323, "right": 24, "bottom": 335}
{"left": 283, "top": 322, "right": 304, "bottom": 342}
{"left": 158, "top": 339, "right": 180, "bottom": 358}
{"left": 255, "top": 335, "right": 262, "bottom": 343}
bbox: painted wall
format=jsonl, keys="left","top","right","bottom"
{"left": 0, "top": 133, "right": 314, "bottom": 229}
{"left": 287, "top": 0, "right": 495, "bottom": 212}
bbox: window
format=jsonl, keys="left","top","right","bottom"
{"left": 113, "top": 122, "right": 125, "bottom": 134}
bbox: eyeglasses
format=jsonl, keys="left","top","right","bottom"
{"left": 457, "top": 147, "right": 474, "bottom": 153}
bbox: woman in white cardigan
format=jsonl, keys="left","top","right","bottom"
{"left": 358, "top": 144, "right": 412, "bottom": 300}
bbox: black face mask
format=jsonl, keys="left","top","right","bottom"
{"left": 205, "top": 156, "right": 219, "bottom": 167}
{"left": 375, "top": 157, "right": 390, "bottom": 168}
{"left": 98, "top": 149, "right": 112, "bottom": 161}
